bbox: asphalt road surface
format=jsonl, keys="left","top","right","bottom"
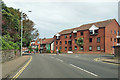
{"left": 11, "top": 54, "right": 118, "bottom": 78}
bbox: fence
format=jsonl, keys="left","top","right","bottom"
{"left": 114, "top": 46, "right": 120, "bottom": 57}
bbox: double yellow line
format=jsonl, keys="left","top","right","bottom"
{"left": 11, "top": 56, "right": 32, "bottom": 80}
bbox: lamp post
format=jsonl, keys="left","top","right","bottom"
{"left": 21, "top": 11, "right": 32, "bottom": 56}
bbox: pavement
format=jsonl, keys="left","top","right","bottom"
{"left": 94, "top": 56, "right": 120, "bottom": 64}
{"left": 2, "top": 55, "right": 30, "bottom": 78}
{"left": 9, "top": 54, "right": 118, "bottom": 79}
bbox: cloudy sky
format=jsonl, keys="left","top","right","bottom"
{"left": 3, "top": 0, "right": 119, "bottom": 38}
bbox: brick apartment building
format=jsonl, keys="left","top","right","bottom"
{"left": 54, "top": 19, "right": 120, "bottom": 54}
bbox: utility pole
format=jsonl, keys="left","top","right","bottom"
{"left": 21, "top": 10, "right": 32, "bottom": 56}
{"left": 21, "top": 12, "right": 23, "bottom": 56}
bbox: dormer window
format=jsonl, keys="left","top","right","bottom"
{"left": 95, "top": 30, "right": 98, "bottom": 34}
{"left": 73, "top": 30, "right": 77, "bottom": 33}
{"left": 90, "top": 30, "right": 93, "bottom": 35}
{"left": 56, "top": 34, "right": 60, "bottom": 40}
{"left": 56, "top": 36, "right": 60, "bottom": 39}
{"left": 73, "top": 30, "right": 77, "bottom": 38}
{"left": 89, "top": 25, "right": 99, "bottom": 35}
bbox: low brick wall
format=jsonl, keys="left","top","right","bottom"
{"left": 0, "top": 50, "right": 20, "bottom": 63}
{"left": 72, "top": 50, "right": 109, "bottom": 54}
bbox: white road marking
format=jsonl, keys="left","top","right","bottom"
{"left": 69, "top": 64, "right": 98, "bottom": 77}
{"left": 56, "top": 58, "right": 64, "bottom": 62}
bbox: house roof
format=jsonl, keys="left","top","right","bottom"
{"left": 39, "top": 38, "right": 54, "bottom": 44}
{"left": 57, "top": 19, "right": 116, "bottom": 35}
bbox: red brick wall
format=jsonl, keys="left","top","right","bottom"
{"left": 54, "top": 20, "right": 120, "bottom": 54}
{"left": 54, "top": 28, "right": 105, "bottom": 53}
{"left": 105, "top": 20, "right": 119, "bottom": 54}
{"left": 82, "top": 28, "right": 105, "bottom": 53}
{"left": 54, "top": 33, "right": 72, "bottom": 53}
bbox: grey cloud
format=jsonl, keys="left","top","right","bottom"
{"left": 3, "top": 0, "right": 118, "bottom": 38}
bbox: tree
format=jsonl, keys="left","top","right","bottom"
{"left": 28, "top": 46, "right": 33, "bottom": 53}
{"left": 35, "top": 46, "right": 38, "bottom": 52}
{"left": 2, "top": 2, "right": 39, "bottom": 49}
{"left": 76, "top": 38, "right": 84, "bottom": 46}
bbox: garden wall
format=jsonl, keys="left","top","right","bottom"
{"left": 0, "top": 50, "right": 20, "bottom": 63}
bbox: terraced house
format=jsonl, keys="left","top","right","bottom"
{"left": 54, "top": 19, "right": 120, "bottom": 54}
{"left": 39, "top": 38, "right": 54, "bottom": 53}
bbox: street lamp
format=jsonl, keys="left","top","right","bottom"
{"left": 21, "top": 10, "right": 32, "bottom": 56}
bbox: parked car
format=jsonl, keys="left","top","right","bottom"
{"left": 22, "top": 51, "right": 31, "bottom": 55}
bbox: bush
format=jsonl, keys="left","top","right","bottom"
{"left": 47, "top": 50, "right": 51, "bottom": 53}
{"left": 1, "top": 35, "right": 20, "bottom": 50}
{"left": 28, "top": 46, "right": 33, "bottom": 52}
{"left": 14, "top": 50, "right": 16, "bottom": 55}
{"left": 76, "top": 37, "right": 84, "bottom": 46}
{"left": 35, "top": 46, "right": 38, "bottom": 52}
{"left": 2, "top": 39, "right": 14, "bottom": 50}
{"left": 58, "top": 50, "right": 61, "bottom": 53}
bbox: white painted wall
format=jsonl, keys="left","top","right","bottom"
{"left": 51, "top": 42, "right": 54, "bottom": 51}
{"left": 89, "top": 25, "right": 99, "bottom": 30}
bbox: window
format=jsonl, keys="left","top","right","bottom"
{"left": 56, "top": 41, "right": 58, "bottom": 45}
{"left": 69, "top": 47, "right": 72, "bottom": 51}
{"left": 97, "top": 46, "right": 101, "bottom": 51}
{"left": 60, "top": 41, "right": 62, "bottom": 45}
{"left": 56, "top": 36, "right": 60, "bottom": 39}
{"left": 80, "top": 46, "right": 84, "bottom": 50}
{"left": 74, "top": 33, "right": 77, "bottom": 38}
{"left": 97, "top": 37, "right": 100, "bottom": 43}
{"left": 94, "top": 30, "right": 98, "bottom": 34}
{"left": 68, "top": 40, "right": 72, "bottom": 45}
{"left": 60, "top": 46, "right": 62, "bottom": 50}
{"left": 65, "top": 47, "right": 67, "bottom": 51}
{"left": 90, "top": 30, "right": 93, "bottom": 35}
{"left": 89, "top": 46, "right": 92, "bottom": 51}
{"left": 117, "top": 38, "right": 119, "bottom": 43}
{"left": 65, "top": 41, "right": 67, "bottom": 44}
{"left": 56, "top": 47, "right": 58, "bottom": 50}
{"left": 75, "top": 39, "right": 77, "bottom": 43}
{"left": 65, "top": 35, "right": 67, "bottom": 38}
{"left": 38, "top": 41, "right": 40, "bottom": 44}
{"left": 118, "top": 31, "right": 119, "bottom": 35}
{"left": 74, "top": 46, "right": 77, "bottom": 50}
{"left": 114, "top": 38, "right": 116, "bottom": 42}
{"left": 89, "top": 38, "right": 92, "bottom": 42}
{"left": 81, "top": 32, "right": 83, "bottom": 36}
{"left": 69, "top": 35, "right": 72, "bottom": 38}
{"left": 114, "top": 30, "right": 116, "bottom": 34}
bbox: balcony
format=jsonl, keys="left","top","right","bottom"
{"left": 117, "top": 43, "right": 120, "bottom": 46}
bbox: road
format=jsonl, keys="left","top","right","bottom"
{"left": 11, "top": 54, "right": 118, "bottom": 78}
